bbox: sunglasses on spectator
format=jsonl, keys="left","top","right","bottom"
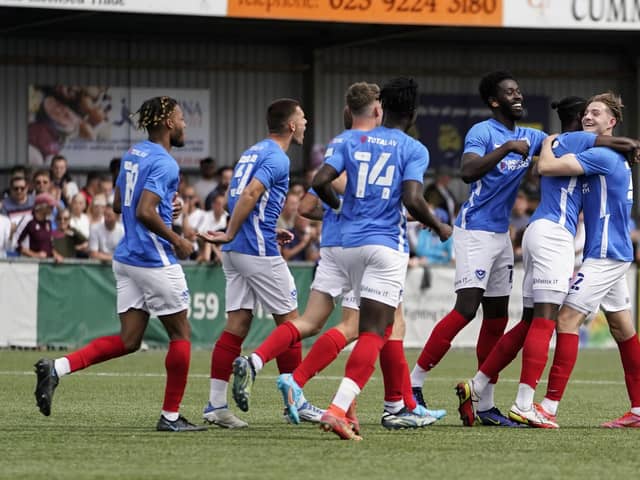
{"left": 12, "top": 185, "right": 26, "bottom": 191}
{"left": 58, "top": 216, "right": 71, "bottom": 221}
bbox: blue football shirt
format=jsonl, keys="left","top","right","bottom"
{"left": 325, "top": 126, "right": 428, "bottom": 252}
{"left": 114, "top": 140, "right": 179, "bottom": 267}
{"left": 222, "top": 139, "right": 290, "bottom": 257}
{"left": 456, "top": 119, "right": 547, "bottom": 233}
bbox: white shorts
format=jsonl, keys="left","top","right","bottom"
{"left": 522, "top": 220, "right": 575, "bottom": 308}
{"left": 334, "top": 245, "right": 409, "bottom": 308}
{"left": 222, "top": 251, "right": 297, "bottom": 315}
{"left": 113, "top": 260, "right": 190, "bottom": 317}
{"left": 563, "top": 258, "right": 631, "bottom": 315}
{"left": 312, "top": 246, "right": 358, "bottom": 310}
{"left": 453, "top": 227, "right": 513, "bottom": 297}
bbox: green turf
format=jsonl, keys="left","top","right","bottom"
{"left": 2, "top": 348, "right": 638, "bottom": 480}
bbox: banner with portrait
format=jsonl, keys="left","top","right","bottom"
{"left": 27, "top": 86, "right": 210, "bottom": 169}
{"left": 415, "top": 94, "right": 549, "bottom": 170}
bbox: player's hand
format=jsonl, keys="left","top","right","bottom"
{"left": 197, "top": 230, "right": 233, "bottom": 244}
{"left": 174, "top": 237, "right": 194, "bottom": 259}
{"left": 276, "top": 228, "right": 294, "bottom": 246}
{"left": 508, "top": 139, "right": 530, "bottom": 157}
{"left": 437, "top": 223, "right": 453, "bottom": 242}
{"left": 172, "top": 193, "right": 184, "bottom": 221}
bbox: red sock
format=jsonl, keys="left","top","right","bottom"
{"left": 345, "top": 332, "right": 385, "bottom": 389}
{"left": 417, "top": 309, "right": 468, "bottom": 371}
{"left": 383, "top": 324, "right": 393, "bottom": 342}
{"left": 545, "top": 332, "right": 579, "bottom": 402}
{"left": 211, "top": 331, "right": 243, "bottom": 381}
{"left": 255, "top": 321, "right": 301, "bottom": 366}
{"left": 66, "top": 335, "right": 128, "bottom": 372}
{"left": 476, "top": 317, "right": 509, "bottom": 383}
{"left": 162, "top": 339, "right": 190, "bottom": 413}
{"left": 276, "top": 342, "right": 302, "bottom": 374}
{"left": 617, "top": 335, "right": 640, "bottom": 408}
{"left": 380, "top": 339, "right": 404, "bottom": 403}
{"left": 293, "top": 328, "right": 346, "bottom": 387}
{"left": 519, "top": 317, "right": 556, "bottom": 388}
{"left": 401, "top": 354, "right": 417, "bottom": 410}
{"left": 479, "top": 320, "right": 530, "bottom": 380}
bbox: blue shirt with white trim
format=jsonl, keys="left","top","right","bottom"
{"left": 114, "top": 140, "right": 179, "bottom": 267}
{"left": 577, "top": 146, "right": 633, "bottom": 262}
{"left": 455, "top": 118, "right": 547, "bottom": 233}
{"left": 325, "top": 126, "right": 428, "bottom": 252}
{"left": 307, "top": 188, "right": 341, "bottom": 248}
{"left": 222, "top": 138, "right": 290, "bottom": 257}
{"left": 530, "top": 131, "right": 596, "bottom": 236}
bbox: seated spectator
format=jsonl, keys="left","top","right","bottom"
{"left": 52, "top": 208, "right": 88, "bottom": 258}
{"left": 88, "top": 193, "right": 107, "bottom": 225}
{"left": 424, "top": 166, "right": 457, "bottom": 226}
{"left": 17, "top": 193, "right": 62, "bottom": 262}
{"left": 1, "top": 176, "right": 35, "bottom": 254}
{"left": 0, "top": 213, "right": 14, "bottom": 258}
{"left": 289, "top": 178, "right": 307, "bottom": 198}
{"left": 69, "top": 193, "right": 90, "bottom": 240}
{"left": 89, "top": 204, "right": 124, "bottom": 262}
{"left": 198, "top": 192, "right": 229, "bottom": 264}
{"left": 100, "top": 175, "right": 115, "bottom": 205}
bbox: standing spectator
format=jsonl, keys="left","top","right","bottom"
{"left": 101, "top": 175, "right": 115, "bottom": 204}
{"left": 33, "top": 169, "right": 64, "bottom": 229}
{"left": 193, "top": 157, "right": 218, "bottom": 204}
{"left": 52, "top": 208, "right": 88, "bottom": 258}
{"left": 281, "top": 214, "right": 314, "bottom": 262}
{"left": 204, "top": 166, "right": 233, "bottom": 210}
{"left": 80, "top": 171, "right": 102, "bottom": 206}
{"left": 69, "top": 193, "right": 90, "bottom": 240}
{"left": 50, "top": 155, "right": 79, "bottom": 206}
{"left": 0, "top": 213, "right": 14, "bottom": 258}
{"left": 88, "top": 193, "right": 108, "bottom": 226}
{"left": 197, "top": 192, "right": 228, "bottom": 264}
{"left": 89, "top": 204, "right": 124, "bottom": 262}
{"left": 17, "top": 193, "right": 62, "bottom": 262}
{"left": 175, "top": 185, "right": 206, "bottom": 259}
{"left": 423, "top": 166, "right": 457, "bottom": 226}
{"left": 1, "top": 176, "right": 35, "bottom": 253}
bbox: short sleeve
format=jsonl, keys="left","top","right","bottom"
{"left": 576, "top": 147, "right": 617, "bottom": 176}
{"left": 253, "top": 151, "right": 287, "bottom": 191}
{"left": 463, "top": 123, "right": 491, "bottom": 156}
{"left": 528, "top": 129, "right": 548, "bottom": 156}
{"left": 325, "top": 138, "right": 347, "bottom": 174}
{"left": 403, "top": 141, "right": 429, "bottom": 183}
{"left": 143, "top": 155, "right": 172, "bottom": 198}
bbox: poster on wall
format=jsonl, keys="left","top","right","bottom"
{"left": 415, "top": 94, "right": 549, "bottom": 170}
{"left": 27, "top": 86, "right": 210, "bottom": 169}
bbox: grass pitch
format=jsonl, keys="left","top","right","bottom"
{"left": 2, "top": 348, "right": 639, "bottom": 480}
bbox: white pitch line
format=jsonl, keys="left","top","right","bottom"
{"left": 0, "top": 370, "right": 625, "bottom": 385}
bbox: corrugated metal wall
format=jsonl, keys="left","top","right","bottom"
{"left": 0, "top": 36, "right": 305, "bottom": 170}
{"left": 2, "top": 35, "right": 638, "bottom": 174}
{"left": 313, "top": 44, "right": 638, "bottom": 145}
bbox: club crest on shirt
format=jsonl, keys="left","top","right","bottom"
{"left": 291, "top": 289, "right": 297, "bottom": 299}
{"left": 475, "top": 269, "right": 486, "bottom": 280}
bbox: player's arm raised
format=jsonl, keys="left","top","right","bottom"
{"left": 537, "top": 134, "right": 585, "bottom": 177}
{"left": 460, "top": 140, "right": 529, "bottom": 183}
{"left": 137, "top": 190, "right": 193, "bottom": 259}
{"left": 402, "top": 180, "right": 452, "bottom": 242}
{"left": 199, "top": 177, "right": 266, "bottom": 244}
